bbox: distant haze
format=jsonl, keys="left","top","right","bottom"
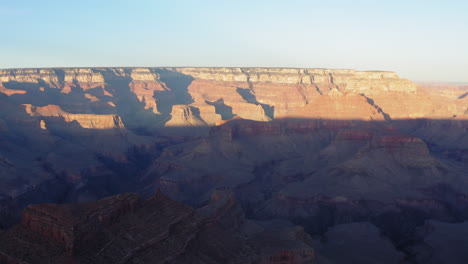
{"left": 1, "top": 0, "right": 467, "bottom": 82}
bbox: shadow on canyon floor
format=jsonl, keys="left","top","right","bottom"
{"left": 155, "top": 68, "right": 195, "bottom": 105}
{"left": 0, "top": 114, "right": 467, "bottom": 263}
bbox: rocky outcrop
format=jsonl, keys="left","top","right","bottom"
{"left": 198, "top": 189, "right": 246, "bottom": 230}
{"left": 0, "top": 84, "right": 27, "bottom": 96}
{"left": 186, "top": 79, "right": 271, "bottom": 122}
{"left": 174, "top": 68, "right": 417, "bottom": 122}
{"left": 165, "top": 105, "right": 206, "bottom": 127}
{"left": 23, "top": 104, "right": 124, "bottom": 129}
{"left": 63, "top": 68, "right": 105, "bottom": 90}
{"left": 174, "top": 68, "right": 416, "bottom": 92}
{"left": 210, "top": 118, "right": 359, "bottom": 140}
{"left": 1, "top": 192, "right": 324, "bottom": 264}
{"left": 21, "top": 193, "right": 140, "bottom": 255}
{"left": 370, "top": 135, "right": 434, "bottom": 168}
{"left": 129, "top": 68, "right": 168, "bottom": 113}
{"left": 277, "top": 91, "right": 387, "bottom": 120}
{"left": 0, "top": 68, "right": 62, "bottom": 88}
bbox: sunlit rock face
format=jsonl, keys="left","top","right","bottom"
{"left": 0, "top": 69, "right": 62, "bottom": 87}
{"left": 23, "top": 104, "right": 124, "bottom": 129}
{"left": 0, "top": 67, "right": 458, "bottom": 131}
{"left": 172, "top": 68, "right": 419, "bottom": 122}
{"left": 129, "top": 68, "right": 168, "bottom": 113}
{"left": 63, "top": 68, "right": 106, "bottom": 90}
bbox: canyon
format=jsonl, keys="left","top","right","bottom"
{"left": 0, "top": 67, "right": 467, "bottom": 263}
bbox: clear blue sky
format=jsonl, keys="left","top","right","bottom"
{"left": 1, "top": 0, "right": 467, "bottom": 82}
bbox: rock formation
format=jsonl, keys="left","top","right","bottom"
{"left": 21, "top": 193, "right": 139, "bottom": 255}
{"left": 23, "top": 104, "right": 124, "bottom": 129}
{"left": 0, "top": 191, "right": 322, "bottom": 264}
{"left": 0, "top": 67, "right": 467, "bottom": 263}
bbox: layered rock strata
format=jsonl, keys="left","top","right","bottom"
{"left": 23, "top": 104, "right": 124, "bottom": 129}
{"left": 0, "top": 67, "right": 467, "bottom": 264}
{"left": 1, "top": 67, "right": 455, "bottom": 129}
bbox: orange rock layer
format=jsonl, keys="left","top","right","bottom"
{"left": 1, "top": 67, "right": 465, "bottom": 131}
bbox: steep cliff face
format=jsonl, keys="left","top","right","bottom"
{"left": 63, "top": 68, "right": 106, "bottom": 90}
{"left": 0, "top": 67, "right": 448, "bottom": 128}
{"left": 172, "top": 67, "right": 418, "bottom": 121}
{"left": 129, "top": 68, "right": 169, "bottom": 113}
{"left": 165, "top": 105, "right": 207, "bottom": 127}
{"left": 0, "top": 69, "right": 62, "bottom": 88}
{"left": 173, "top": 67, "right": 414, "bottom": 92}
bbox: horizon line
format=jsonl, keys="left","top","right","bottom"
{"left": 1, "top": 66, "right": 468, "bottom": 84}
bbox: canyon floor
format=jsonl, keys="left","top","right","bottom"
{"left": 0, "top": 67, "right": 467, "bottom": 263}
